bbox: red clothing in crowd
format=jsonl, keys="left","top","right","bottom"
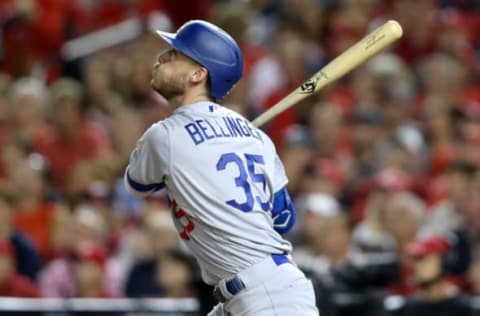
{"left": 36, "top": 121, "right": 111, "bottom": 188}
{"left": 0, "top": 274, "right": 40, "bottom": 297}
{"left": 14, "top": 203, "right": 56, "bottom": 260}
{"left": 0, "top": 0, "right": 87, "bottom": 80}
{"left": 163, "top": 0, "right": 211, "bottom": 28}
{"left": 89, "top": 0, "right": 166, "bottom": 30}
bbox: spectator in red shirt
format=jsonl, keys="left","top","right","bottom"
{"left": 11, "top": 158, "right": 62, "bottom": 260}
{"left": 37, "top": 78, "right": 112, "bottom": 194}
{"left": 0, "top": 239, "right": 40, "bottom": 297}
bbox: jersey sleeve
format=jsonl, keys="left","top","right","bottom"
{"left": 124, "top": 123, "right": 170, "bottom": 197}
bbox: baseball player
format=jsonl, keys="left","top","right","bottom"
{"left": 124, "top": 20, "right": 318, "bottom": 315}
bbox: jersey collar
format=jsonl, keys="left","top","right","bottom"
{"left": 174, "top": 101, "right": 219, "bottom": 114}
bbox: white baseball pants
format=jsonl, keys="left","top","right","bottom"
{"left": 207, "top": 255, "right": 319, "bottom": 316}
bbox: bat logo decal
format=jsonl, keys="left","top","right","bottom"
{"left": 299, "top": 71, "right": 328, "bottom": 94}
{"left": 300, "top": 80, "right": 316, "bottom": 93}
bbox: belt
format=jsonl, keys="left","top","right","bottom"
{"left": 213, "top": 253, "right": 290, "bottom": 303}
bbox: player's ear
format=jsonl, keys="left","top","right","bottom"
{"left": 190, "top": 67, "right": 208, "bottom": 84}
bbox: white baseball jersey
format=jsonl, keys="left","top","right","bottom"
{"left": 125, "top": 101, "right": 292, "bottom": 285}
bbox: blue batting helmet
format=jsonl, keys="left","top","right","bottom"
{"left": 155, "top": 20, "right": 243, "bottom": 101}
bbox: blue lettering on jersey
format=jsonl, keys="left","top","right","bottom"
{"left": 184, "top": 117, "right": 262, "bottom": 145}
{"left": 184, "top": 123, "right": 205, "bottom": 145}
{"left": 196, "top": 120, "right": 215, "bottom": 140}
{"left": 248, "top": 123, "right": 261, "bottom": 140}
{"left": 205, "top": 119, "right": 227, "bottom": 138}
{"left": 222, "top": 117, "right": 235, "bottom": 137}
{"left": 224, "top": 117, "right": 242, "bottom": 137}
{"left": 236, "top": 118, "right": 251, "bottom": 136}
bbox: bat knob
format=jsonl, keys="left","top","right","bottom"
{"left": 386, "top": 20, "right": 403, "bottom": 39}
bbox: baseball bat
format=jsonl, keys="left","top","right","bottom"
{"left": 251, "top": 20, "right": 403, "bottom": 127}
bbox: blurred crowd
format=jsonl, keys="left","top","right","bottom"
{"left": 1, "top": 0, "right": 480, "bottom": 315}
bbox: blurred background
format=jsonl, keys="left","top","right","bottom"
{"left": 1, "top": 0, "right": 480, "bottom": 315}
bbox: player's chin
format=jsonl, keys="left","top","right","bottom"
{"left": 150, "top": 80, "right": 162, "bottom": 94}
{"left": 151, "top": 84, "right": 174, "bottom": 100}
{"left": 151, "top": 86, "right": 165, "bottom": 99}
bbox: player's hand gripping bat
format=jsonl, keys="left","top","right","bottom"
{"left": 251, "top": 20, "right": 403, "bottom": 127}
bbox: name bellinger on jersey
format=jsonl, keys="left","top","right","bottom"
{"left": 184, "top": 113, "right": 263, "bottom": 145}
{"left": 125, "top": 102, "right": 292, "bottom": 285}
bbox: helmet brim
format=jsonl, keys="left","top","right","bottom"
{"left": 154, "top": 30, "right": 193, "bottom": 60}
{"left": 155, "top": 30, "right": 176, "bottom": 47}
